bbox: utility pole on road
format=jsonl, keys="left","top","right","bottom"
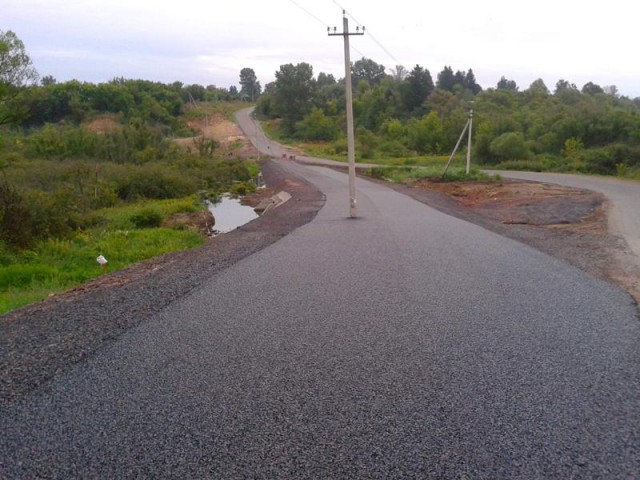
{"left": 329, "top": 12, "right": 364, "bottom": 218}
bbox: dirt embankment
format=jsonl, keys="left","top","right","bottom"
{"left": 174, "top": 114, "right": 261, "bottom": 158}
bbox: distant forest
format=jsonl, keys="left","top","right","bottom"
{"left": 256, "top": 59, "right": 640, "bottom": 175}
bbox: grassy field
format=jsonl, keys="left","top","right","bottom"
{"left": 0, "top": 197, "right": 207, "bottom": 314}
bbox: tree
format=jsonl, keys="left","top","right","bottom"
{"left": 437, "top": 66, "right": 456, "bottom": 91}
{"left": 554, "top": 79, "right": 578, "bottom": 94}
{"left": 239, "top": 67, "right": 261, "bottom": 102}
{"left": 496, "top": 76, "right": 518, "bottom": 91}
{"left": 462, "top": 69, "right": 482, "bottom": 94}
{"left": 0, "top": 30, "right": 39, "bottom": 126}
{"left": 525, "top": 78, "right": 550, "bottom": 97}
{"left": 603, "top": 85, "right": 619, "bottom": 97}
{"left": 582, "top": 82, "right": 604, "bottom": 95}
{"left": 41, "top": 75, "right": 56, "bottom": 86}
{"left": 389, "top": 65, "right": 408, "bottom": 81}
{"left": 273, "top": 62, "right": 315, "bottom": 134}
{"left": 352, "top": 57, "right": 386, "bottom": 87}
{"left": 402, "top": 65, "right": 434, "bottom": 115}
{"left": 0, "top": 30, "right": 38, "bottom": 87}
{"left": 316, "top": 72, "right": 336, "bottom": 89}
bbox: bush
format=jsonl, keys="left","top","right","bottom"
{"left": 0, "top": 181, "right": 33, "bottom": 248}
{"left": 490, "top": 132, "right": 530, "bottom": 162}
{"left": 295, "top": 108, "right": 338, "bottom": 141}
{"left": 115, "top": 169, "right": 195, "bottom": 200}
{"left": 229, "top": 182, "right": 257, "bottom": 197}
{"left": 379, "top": 140, "right": 408, "bottom": 157}
{"left": 129, "top": 209, "right": 163, "bottom": 228}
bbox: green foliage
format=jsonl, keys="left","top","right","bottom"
{"left": 229, "top": 182, "right": 257, "bottom": 197}
{"left": 0, "top": 180, "right": 32, "bottom": 248}
{"left": 490, "top": 132, "right": 530, "bottom": 162}
{"left": 129, "top": 208, "right": 163, "bottom": 228}
{"left": 0, "top": 30, "right": 38, "bottom": 127}
{"left": 563, "top": 137, "right": 584, "bottom": 170}
{"left": 356, "top": 128, "right": 379, "bottom": 159}
{"left": 406, "top": 112, "right": 445, "bottom": 154}
{"left": 273, "top": 63, "right": 316, "bottom": 134}
{"left": 239, "top": 67, "right": 261, "bottom": 102}
{"left": 401, "top": 65, "right": 434, "bottom": 114}
{"left": 295, "top": 107, "right": 337, "bottom": 141}
{"left": 351, "top": 58, "right": 387, "bottom": 88}
{"left": 0, "top": 263, "right": 57, "bottom": 289}
{"left": 364, "top": 164, "right": 493, "bottom": 184}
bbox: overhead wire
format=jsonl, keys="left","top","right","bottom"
{"left": 288, "top": 0, "right": 330, "bottom": 28}
{"left": 331, "top": 0, "right": 401, "bottom": 65}
{"left": 288, "top": 0, "right": 367, "bottom": 59}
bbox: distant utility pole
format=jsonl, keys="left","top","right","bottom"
{"left": 466, "top": 103, "right": 473, "bottom": 174}
{"left": 442, "top": 102, "right": 474, "bottom": 177}
{"left": 329, "top": 12, "right": 364, "bottom": 218}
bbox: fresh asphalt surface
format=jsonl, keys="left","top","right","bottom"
{"left": 1, "top": 159, "right": 639, "bottom": 478}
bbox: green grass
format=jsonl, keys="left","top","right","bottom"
{"left": 364, "top": 164, "right": 496, "bottom": 184}
{"left": 0, "top": 197, "right": 207, "bottom": 315}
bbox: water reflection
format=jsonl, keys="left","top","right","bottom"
{"left": 207, "top": 196, "right": 259, "bottom": 234}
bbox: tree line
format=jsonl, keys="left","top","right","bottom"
{"left": 256, "top": 58, "right": 640, "bottom": 175}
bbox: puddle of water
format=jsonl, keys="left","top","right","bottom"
{"left": 207, "top": 196, "right": 259, "bottom": 234}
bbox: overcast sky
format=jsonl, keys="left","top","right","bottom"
{"left": 4, "top": 0, "right": 639, "bottom": 97}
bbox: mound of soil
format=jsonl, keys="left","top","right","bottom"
{"left": 162, "top": 210, "right": 215, "bottom": 235}
{"left": 417, "top": 179, "right": 606, "bottom": 229}
{"left": 175, "top": 114, "right": 260, "bottom": 158}
{"left": 84, "top": 116, "right": 120, "bottom": 134}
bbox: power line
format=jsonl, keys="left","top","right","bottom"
{"left": 331, "top": 0, "right": 401, "bottom": 65}
{"left": 288, "top": 0, "right": 331, "bottom": 27}
{"left": 289, "top": 0, "right": 367, "bottom": 59}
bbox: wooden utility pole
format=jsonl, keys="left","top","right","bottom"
{"left": 442, "top": 103, "right": 474, "bottom": 178}
{"left": 329, "top": 12, "right": 364, "bottom": 218}
{"left": 466, "top": 103, "right": 474, "bottom": 174}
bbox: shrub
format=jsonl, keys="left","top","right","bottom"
{"left": 490, "top": 132, "right": 530, "bottom": 162}
{"left": 379, "top": 140, "right": 408, "bottom": 157}
{"left": 229, "top": 182, "right": 257, "bottom": 197}
{"left": 115, "top": 170, "right": 194, "bottom": 200}
{"left": 0, "top": 181, "right": 33, "bottom": 248}
{"left": 129, "top": 209, "right": 163, "bottom": 228}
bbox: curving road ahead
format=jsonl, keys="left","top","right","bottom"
{"left": 238, "top": 107, "right": 640, "bottom": 259}
{"left": 1, "top": 117, "right": 639, "bottom": 478}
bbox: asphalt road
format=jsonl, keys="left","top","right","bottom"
{"left": 1, "top": 159, "right": 639, "bottom": 478}
{"left": 488, "top": 170, "right": 640, "bottom": 260}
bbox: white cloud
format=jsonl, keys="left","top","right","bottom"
{"left": 4, "top": 0, "right": 639, "bottom": 96}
